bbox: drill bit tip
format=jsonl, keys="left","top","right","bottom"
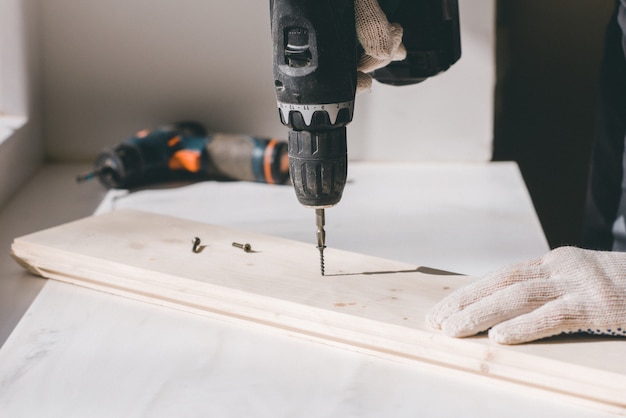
{"left": 315, "top": 208, "right": 326, "bottom": 276}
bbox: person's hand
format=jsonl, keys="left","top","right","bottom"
{"left": 427, "top": 247, "right": 626, "bottom": 344}
{"left": 355, "top": 0, "right": 406, "bottom": 92}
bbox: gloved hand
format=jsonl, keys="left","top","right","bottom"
{"left": 355, "top": 0, "right": 407, "bottom": 92}
{"left": 427, "top": 247, "right": 626, "bottom": 344}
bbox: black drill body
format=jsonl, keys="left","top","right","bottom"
{"left": 270, "top": 0, "right": 461, "bottom": 274}
{"left": 371, "top": 0, "right": 461, "bottom": 85}
{"left": 270, "top": 0, "right": 357, "bottom": 208}
{"left": 270, "top": 0, "right": 460, "bottom": 208}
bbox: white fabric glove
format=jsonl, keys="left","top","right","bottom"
{"left": 427, "top": 247, "right": 626, "bottom": 344}
{"left": 355, "top": 0, "right": 407, "bottom": 92}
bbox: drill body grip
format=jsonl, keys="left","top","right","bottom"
{"left": 271, "top": 0, "right": 356, "bottom": 208}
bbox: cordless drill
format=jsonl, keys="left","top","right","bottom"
{"left": 77, "top": 121, "right": 290, "bottom": 189}
{"left": 270, "top": 0, "right": 356, "bottom": 275}
{"left": 270, "top": 0, "right": 461, "bottom": 275}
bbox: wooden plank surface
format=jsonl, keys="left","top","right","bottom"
{"left": 10, "top": 209, "right": 626, "bottom": 414}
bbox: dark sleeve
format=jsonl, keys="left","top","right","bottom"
{"left": 583, "top": 0, "right": 626, "bottom": 250}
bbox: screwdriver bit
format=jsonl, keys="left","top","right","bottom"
{"left": 315, "top": 208, "right": 326, "bottom": 276}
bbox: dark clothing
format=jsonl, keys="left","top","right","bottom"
{"left": 583, "top": 0, "right": 626, "bottom": 250}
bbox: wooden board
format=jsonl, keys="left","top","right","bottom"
{"left": 10, "top": 209, "right": 626, "bottom": 414}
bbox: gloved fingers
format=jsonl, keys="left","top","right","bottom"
{"left": 355, "top": 0, "right": 394, "bottom": 55}
{"left": 357, "top": 24, "right": 406, "bottom": 73}
{"left": 488, "top": 299, "right": 582, "bottom": 344}
{"left": 358, "top": 47, "right": 405, "bottom": 74}
{"left": 427, "top": 258, "right": 546, "bottom": 330}
{"left": 358, "top": 54, "right": 388, "bottom": 74}
{"left": 356, "top": 72, "right": 373, "bottom": 94}
{"left": 388, "top": 23, "right": 407, "bottom": 60}
{"left": 355, "top": 0, "right": 407, "bottom": 60}
{"left": 435, "top": 278, "right": 562, "bottom": 338}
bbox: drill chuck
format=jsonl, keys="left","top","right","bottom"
{"left": 288, "top": 128, "right": 347, "bottom": 208}
{"left": 91, "top": 143, "right": 143, "bottom": 189}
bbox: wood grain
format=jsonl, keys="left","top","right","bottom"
{"left": 10, "top": 209, "right": 626, "bottom": 414}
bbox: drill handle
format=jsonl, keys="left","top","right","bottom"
{"left": 271, "top": 0, "right": 357, "bottom": 131}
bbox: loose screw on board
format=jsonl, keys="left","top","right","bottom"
{"left": 192, "top": 237, "right": 203, "bottom": 253}
{"left": 232, "top": 242, "right": 252, "bottom": 253}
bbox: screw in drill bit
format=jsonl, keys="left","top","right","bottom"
{"left": 318, "top": 245, "right": 325, "bottom": 276}
{"left": 315, "top": 208, "right": 326, "bottom": 276}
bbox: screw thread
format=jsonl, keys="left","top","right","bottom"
{"left": 318, "top": 246, "right": 325, "bottom": 276}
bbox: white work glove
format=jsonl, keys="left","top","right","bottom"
{"left": 427, "top": 247, "right": 626, "bottom": 344}
{"left": 355, "top": 0, "right": 407, "bottom": 92}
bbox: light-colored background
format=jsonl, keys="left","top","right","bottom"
{"left": 0, "top": 1, "right": 617, "bottom": 248}
{"left": 0, "top": 0, "right": 496, "bottom": 355}
{"left": 0, "top": 0, "right": 495, "bottom": 211}
{"left": 0, "top": 4, "right": 619, "bottom": 415}
{"left": 0, "top": 0, "right": 42, "bottom": 206}
{"left": 36, "top": 0, "right": 494, "bottom": 162}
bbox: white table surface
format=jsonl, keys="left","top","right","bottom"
{"left": 1, "top": 162, "right": 614, "bottom": 417}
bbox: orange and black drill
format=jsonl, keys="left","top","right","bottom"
{"left": 77, "top": 121, "right": 290, "bottom": 189}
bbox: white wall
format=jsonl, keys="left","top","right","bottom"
{"left": 40, "top": 0, "right": 281, "bottom": 161}
{"left": 350, "top": 1, "right": 495, "bottom": 161}
{"left": 39, "top": 0, "right": 494, "bottom": 163}
{"left": 0, "top": 0, "right": 28, "bottom": 123}
{"left": 0, "top": 0, "right": 44, "bottom": 208}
